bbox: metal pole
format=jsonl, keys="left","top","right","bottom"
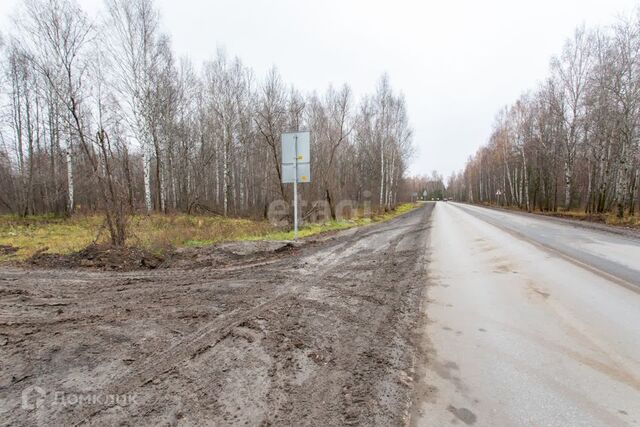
{"left": 293, "top": 135, "right": 298, "bottom": 240}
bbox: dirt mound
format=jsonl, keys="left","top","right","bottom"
{"left": 162, "top": 240, "right": 298, "bottom": 269}
{"left": 25, "top": 241, "right": 298, "bottom": 271}
{"left": 0, "top": 245, "right": 18, "bottom": 256}
{"left": 28, "top": 244, "right": 164, "bottom": 271}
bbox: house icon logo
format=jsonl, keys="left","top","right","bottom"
{"left": 21, "top": 386, "right": 46, "bottom": 410}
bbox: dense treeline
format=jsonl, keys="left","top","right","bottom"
{"left": 404, "top": 172, "right": 446, "bottom": 200}
{"left": 449, "top": 18, "right": 640, "bottom": 218}
{"left": 0, "top": 0, "right": 413, "bottom": 243}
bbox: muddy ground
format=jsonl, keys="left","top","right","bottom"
{"left": 0, "top": 204, "right": 434, "bottom": 426}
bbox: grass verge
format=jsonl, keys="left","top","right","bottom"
{"left": 250, "top": 202, "right": 420, "bottom": 241}
{"left": 0, "top": 203, "right": 420, "bottom": 262}
{"left": 477, "top": 202, "right": 640, "bottom": 228}
{"left": 539, "top": 210, "right": 640, "bottom": 228}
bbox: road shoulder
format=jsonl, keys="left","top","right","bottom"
{"left": 458, "top": 203, "right": 640, "bottom": 240}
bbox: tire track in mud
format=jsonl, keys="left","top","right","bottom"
{"left": 2, "top": 205, "right": 434, "bottom": 426}
{"left": 250, "top": 208, "right": 434, "bottom": 426}
{"left": 64, "top": 212, "right": 424, "bottom": 426}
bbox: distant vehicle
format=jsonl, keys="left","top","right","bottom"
{"left": 443, "top": 198, "right": 448, "bottom": 202}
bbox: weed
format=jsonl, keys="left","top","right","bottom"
{"left": 0, "top": 203, "right": 420, "bottom": 261}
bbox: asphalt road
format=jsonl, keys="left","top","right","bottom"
{"left": 455, "top": 203, "right": 640, "bottom": 288}
{"left": 413, "top": 202, "right": 640, "bottom": 426}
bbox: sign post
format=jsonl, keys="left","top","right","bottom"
{"left": 281, "top": 131, "right": 311, "bottom": 240}
{"left": 293, "top": 134, "right": 299, "bottom": 237}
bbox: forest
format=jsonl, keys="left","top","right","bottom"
{"left": 449, "top": 18, "right": 640, "bottom": 218}
{"left": 0, "top": 0, "right": 414, "bottom": 245}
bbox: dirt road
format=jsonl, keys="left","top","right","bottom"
{"left": 414, "top": 202, "right": 640, "bottom": 426}
{"left": 0, "top": 204, "right": 433, "bottom": 426}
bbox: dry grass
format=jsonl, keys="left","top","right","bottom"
{"left": 252, "top": 202, "right": 420, "bottom": 241}
{"left": 537, "top": 210, "right": 640, "bottom": 227}
{"left": 0, "top": 214, "right": 272, "bottom": 261}
{"left": 0, "top": 203, "right": 420, "bottom": 262}
{"left": 603, "top": 213, "right": 640, "bottom": 227}
{"left": 481, "top": 203, "right": 640, "bottom": 228}
{"left": 0, "top": 215, "right": 100, "bottom": 261}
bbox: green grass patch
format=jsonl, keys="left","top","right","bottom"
{"left": 251, "top": 218, "right": 367, "bottom": 241}
{"left": 247, "top": 202, "right": 420, "bottom": 241}
{"left": 0, "top": 215, "right": 102, "bottom": 261}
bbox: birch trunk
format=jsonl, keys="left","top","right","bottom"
{"left": 223, "top": 126, "right": 229, "bottom": 216}
{"left": 143, "top": 150, "right": 152, "bottom": 212}
{"left": 379, "top": 141, "right": 385, "bottom": 207}
{"left": 66, "top": 148, "right": 74, "bottom": 213}
{"left": 615, "top": 139, "right": 630, "bottom": 218}
{"left": 522, "top": 149, "right": 530, "bottom": 211}
{"left": 564, "top": 153, "right": 573, "bottom": 210}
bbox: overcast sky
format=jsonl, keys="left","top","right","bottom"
{"left": 1, "top": 0, "right": 638, "bottom": 177}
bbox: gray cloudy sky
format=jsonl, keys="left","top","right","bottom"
{"left": 1, "top": 0, "right": 638, "bottom": 177}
